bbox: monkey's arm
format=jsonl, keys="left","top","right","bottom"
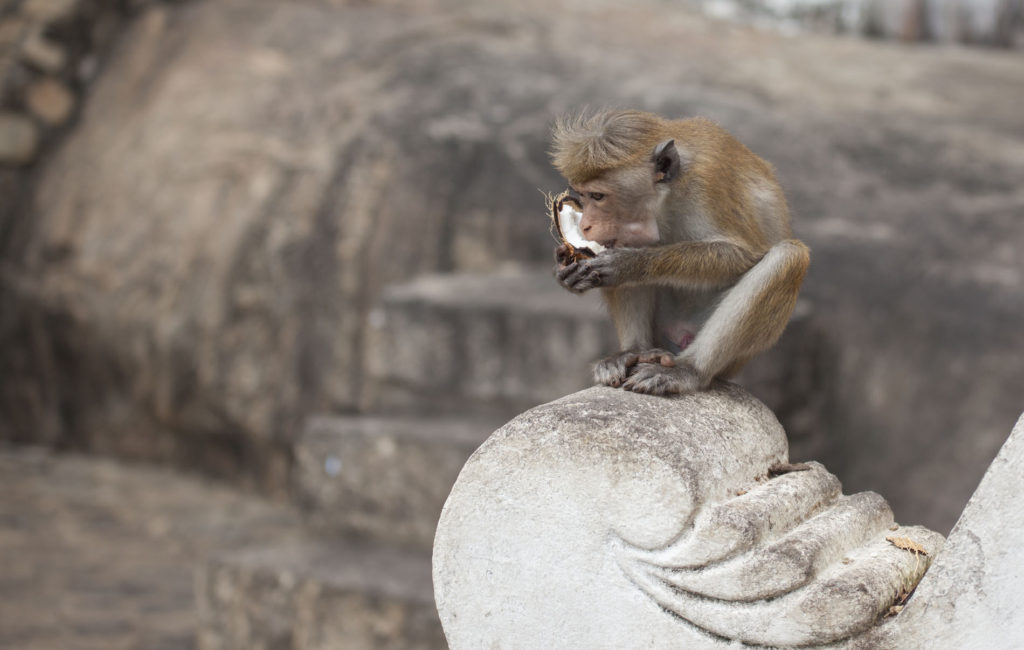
{"left": 622, "top": 239, "right": 810, "bottom": 395}
{"left": 557, "top": 240, "right": 760, "bottom": 293}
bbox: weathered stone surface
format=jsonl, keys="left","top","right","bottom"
{"left": 434, "top": 385, "right": 944, "bottom": 647}
{"left": 0, "top": 110, "right": 37, "bottom": 163}
{"left": 2, "top": 0, "right": 1023, "bottom": 530}
{"left": 294, "top": 414, "right": 498, "bottom": 548}
{"left": 366, "top": 267, "right": 826, "bottom": 455}
{"left": 25, "top": 76, "right": 73, "bottom": 125}
{"left": 366, "top": 268, "right": 616, "bottom": 416}
{"left": 19, "top": 28, "right": 64, "bottom": 71}
{"left": 0, "top": 445, "right": 303, "bottom": 650}
{"left": 197, "top": 538, "right": 444, "bottom": 650}
{"left": 0, "top": 0, "right": 569, "bottom": 484}
{"left": 22, "top": 0, "right": 79, "bottom": 24}
{"left": 863, "top": 411, "right": 1024, "bottom": 648}
{"left": 0, "top": 17, "right": 27, "bottom": 49}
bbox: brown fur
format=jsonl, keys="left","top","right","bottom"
{"left": 552, "top": 109, "right": 809, "bottom": 396}
{"left": 551, "top": 110, "right": 670, "bottom": 184}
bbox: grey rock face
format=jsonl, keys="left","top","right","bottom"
{"left": 0, "top": 1, "right": 567, "bottom": 486}
{"left": 198, "top": 539, "right": 444, "bottom": 650}
{"left": 1, "top": 0, "right": 1022, "bottom": 531}
{"left": 0, "top": 446, "right": 306, "bottom": 650}
{"left": 24, "top": 77, "right": 73, "bottom": 125}
{"left": 0, "top": 110, "right": 37, "bottom": 163}
{"left": 365, "top": 268, "right": 617, "bottom": 417}
{"left": 433, "top": 385, "right": 943, "bottom": 648}
{"left": 294, "top": 414, "right": 498, "bottom": 548}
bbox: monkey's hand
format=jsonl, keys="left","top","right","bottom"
{"left": 594, "top": 348, "right": 675, "bottom": 388}
{"left": 554, "top": 244, "right": 574, "bottom": 267}
{"left": 556, "top": 248, "right": 637, "bottom": 293}
{"left": 621, "top": 361, "right": 706, "bottom": 396}
{"left": 553, "top": 245, "right": 584, "bottom": 294}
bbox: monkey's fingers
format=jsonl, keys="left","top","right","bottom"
{"left": 556, "top": 261, "right": 579, "bottom": 282}
{"left": 593, "top": 351, "right": 639, "bottom": 388}
{"left": 556, "top": 262, "right": 584, "bottom": 291}
{"left": 554, "top": 244, "right": 572, "bottom": 266}
{"left": 622, "top": 363, "right": 701, "bottom": 396}
{"left": 558, "top": 261, "right": 600, "bottom": 293}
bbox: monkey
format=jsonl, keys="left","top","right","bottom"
{"left": 550, "top": 109, "right": 809, "bottom": 396}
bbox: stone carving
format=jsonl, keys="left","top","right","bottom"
{"left": 433, "top": 384, "right": 943, "bottom": 648}
{"left": 863, "top": 411, "right": 1024, "bottom": 649}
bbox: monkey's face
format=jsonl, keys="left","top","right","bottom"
{"left": 572, "top": 171, "right": 660, "bottom": 249}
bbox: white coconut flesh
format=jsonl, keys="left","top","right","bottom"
{"left": 558, "top": 203, "right": 606, "bottom": 254}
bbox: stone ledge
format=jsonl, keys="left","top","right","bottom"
{"left": 197, "top": 537, "right": 444, "bottom": 650}
{"left": 293, "top": 414, "right": 500, "bottom": 549}
{"left": 365, "top": 268, "right": 618, "bottom": 416}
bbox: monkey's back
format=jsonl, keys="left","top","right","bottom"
{"left": 671, "top": 117, "right": 793, "bottom": 250}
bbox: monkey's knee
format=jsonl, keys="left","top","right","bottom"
{"left": 773, "top": 239, "right": 810, "bottom": 284}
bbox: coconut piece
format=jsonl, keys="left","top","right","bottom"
{"left": 548, "top": 190, "right": 606, "bottom": 263}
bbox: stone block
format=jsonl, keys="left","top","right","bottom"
{"left": 0, "top": 110, "right": 38, "bottom": 164}
{"left": 25, "top": 76, "right": 73, "bottom": 125}
{"left": 22, "top": 0, "right": 79, "bottom": 24}
{"left": 20, "top": 28, "right": 65, "bottom": 72}
{"left": 365, "top": 267, "right": 618, "bottom": 416}
{"left": 3, "top": 0, "right": 1023, "bottom": 534}
{"left": 0, "top": 17, "right": 27, "bottom": 50}
{"left": 197, "top": 538, "right": 444, "bottom": 650}
{"left": 293, "top": 414, "right": 498, "bottom": 549}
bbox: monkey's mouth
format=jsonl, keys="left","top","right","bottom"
{"left": 548, "top": 190, "right": 606, "bottom": 262}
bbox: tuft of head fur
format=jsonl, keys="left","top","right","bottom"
{"left": 550, "top": 109, "right": 669, "bottom": 184}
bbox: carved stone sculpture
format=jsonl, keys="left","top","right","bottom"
{"left": 433, "top": 384, "right": 944, "bottom": 648}
{"left": 865, "top": 411, "right": 1024, "bottom": 648}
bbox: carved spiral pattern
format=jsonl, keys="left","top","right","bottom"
{"left": 616, "top": 463, "right": 944, "bottom": 647}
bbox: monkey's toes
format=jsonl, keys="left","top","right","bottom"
{"left": 593, "top": 353, "right": 638, "bottom": 388}
{"left": 593, "top": 364, "right": 627, "bottom": 388}
{"left": 622, "top": 365, "right": 699, "bottom": 396}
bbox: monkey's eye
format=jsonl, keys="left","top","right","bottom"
{"left": 588, "top": 192, "right": 605, "bottom": 201}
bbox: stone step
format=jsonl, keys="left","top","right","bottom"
{"left": 196, "top": 536, "right": 444, "bottom": 650}
{"left": 364, "top": 267, "right": 822, "bottom": 433}
{"left": 364, "top": 266, "right": 617, "bottom": 416}
{"left": 293, "top": 414, "right": 502, "bottom": 549}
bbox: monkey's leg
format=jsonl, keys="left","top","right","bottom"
{"left": 593, "top": 286, "right": 669, "bottom": 388}
{"left": 624, "top": 239, "right": 809, "bottom": 395}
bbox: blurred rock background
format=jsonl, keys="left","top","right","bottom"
{"left": 0, "top": 0, "right": 1022, "bottom": 647}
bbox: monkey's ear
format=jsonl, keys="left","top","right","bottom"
{"left": 652, "top": 139, "right": 680, "bottom": 184}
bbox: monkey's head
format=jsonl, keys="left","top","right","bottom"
{"left": 550, "top": 110, "right": 681, "bottom": 249}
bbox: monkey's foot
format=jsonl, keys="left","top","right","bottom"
{"left": 594, "top": 349, "right": 675, "bottom": 388}
{"left": 621, "top": 363, "right": 704, "bottom": 396}
{"left": 593, "top": 351, "right": 640, "bottom": 388}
